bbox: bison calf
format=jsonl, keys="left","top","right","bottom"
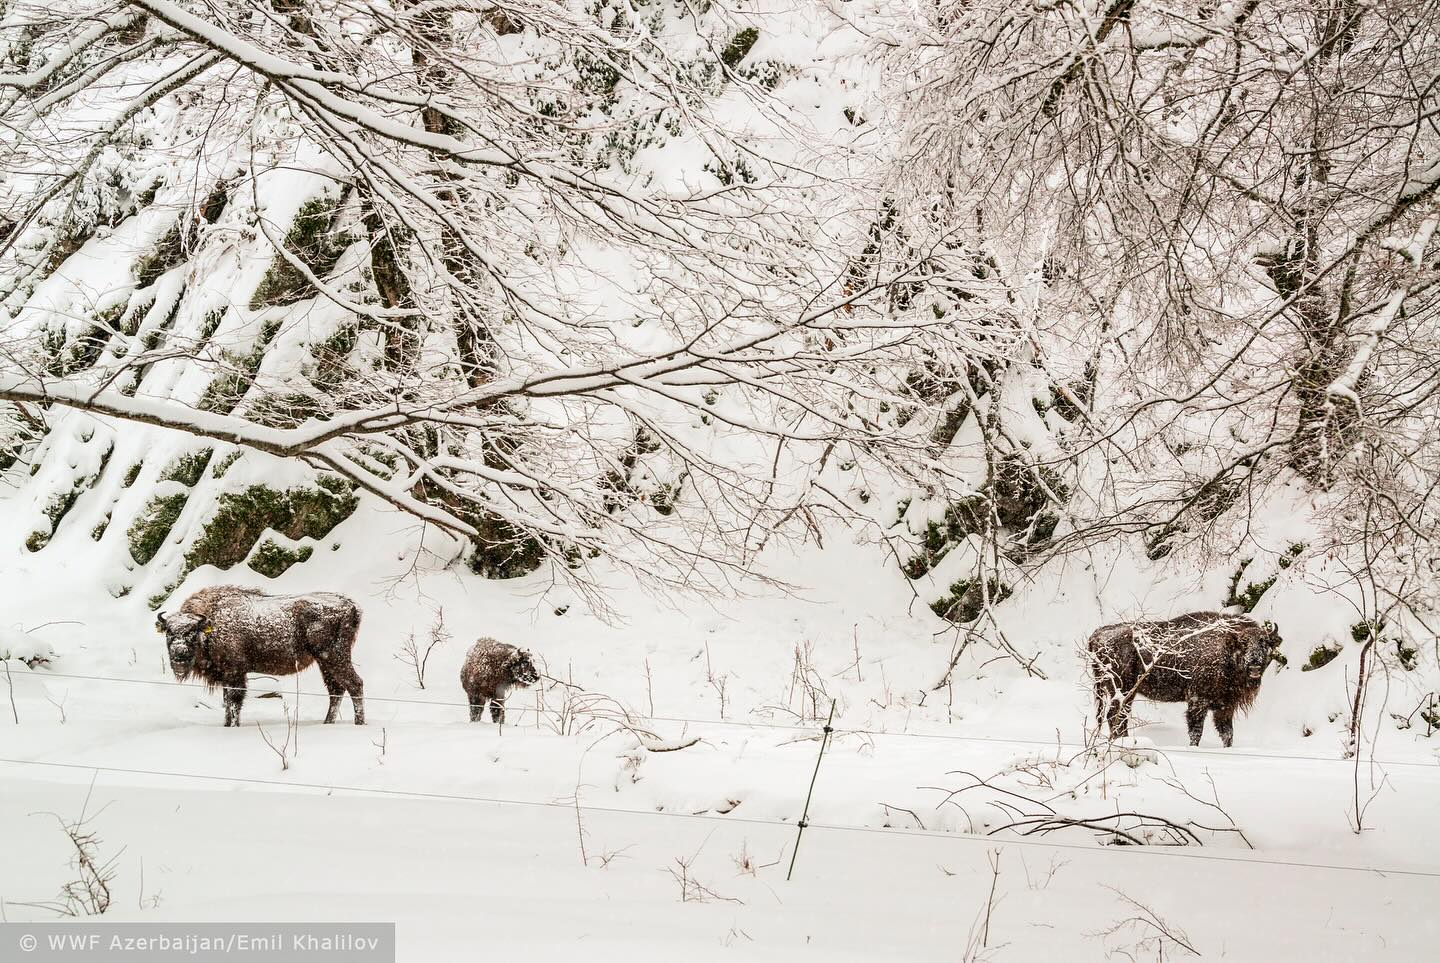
{"left": 460, "top": 638, "right": 539, "bottom": 724}
{"left": 1088, "top": 611, "right": 1281, "bottom": 747}
{"left": 157, "top": 586, "right": 364, "bottom": 727}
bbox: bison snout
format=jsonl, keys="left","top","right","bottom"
{"left": 167, "top": 646, "right": 195, "bottom": 677}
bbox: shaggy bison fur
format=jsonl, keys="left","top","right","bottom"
{"left": 1088, "top": 611, "right": 1282, "bottom": 747}
{"left": 460, "top": 638, "right": 540, "bottom": 724}
{"left": 157, "top": 586, "right": 364, "bottom": 727}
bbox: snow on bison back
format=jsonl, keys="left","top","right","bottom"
{"left": 156, "top": 586, "right": 364, "bottom": 727}
{"left": 1087, "top": 611, "right": 1282, "bottom": 747}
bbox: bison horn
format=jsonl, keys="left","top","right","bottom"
{"left": 155, "top": 612, "right": 167, "bottom": 633}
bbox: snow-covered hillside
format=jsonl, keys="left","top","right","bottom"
{"left": 3, "top": 0, "right": 1440, "bottom": 960}
{"left": 4, "top": 480, "right": 1439, "bottom": 959}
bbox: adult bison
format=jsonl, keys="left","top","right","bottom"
{"left": 156, "top": 586, "right": 364, "bottom": 727}
{"left": 1087, "top": 612, "right": 1281, "bottom": 747}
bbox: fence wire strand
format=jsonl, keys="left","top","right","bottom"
{"left": 13, "top": 669, "right": 1440, "bottom": 768}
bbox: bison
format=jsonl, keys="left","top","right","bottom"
{"left": 1087, "top": 611, "right": 1281, "bottom": 747}
{"left": 460, "top": 638, "right": 540, "bottom": 724}
{"left": 156, "top": 586, "right": 365, "bottom": 727}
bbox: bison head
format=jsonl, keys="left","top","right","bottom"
{"left": 156, "top": 611, "right": 213, "bottom": 680}
{"left": 506, "top": 648, "right": 540, "bottom": 687}
{"left": 1234, "top": 621, "right": 1283, "bottom": 683}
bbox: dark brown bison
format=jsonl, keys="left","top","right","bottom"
{"left": 156, "top": 586, "right": 364, "bottom": 727}
{"left": 1087, "top": 611, "right": 1282, "bottom": 747}
{"left": 460, "top": 638, "right": 539, "bottom": 724}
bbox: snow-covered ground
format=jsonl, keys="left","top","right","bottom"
{"left": 3, "top": 495, "right": 1440, "bottom": 960}
{"left": 6, "top": 773, "right": 1438, "bottom": 962}
{"left": 4, "top": 1, "right": 1440, "bottom": 958}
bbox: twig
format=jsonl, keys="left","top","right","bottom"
{"left": 573, "top": 781, "right": 589, "bottom": 867}
{"left": 3, "top": 658, "right": 16, "bottom": 724}
{"left": 1162, "top": 771, "right": 1254, "bottom": 848}
{"left": 981, "top": 848, "right": 1002, "bottom": 948}
{"left": 643, "top": 657, "right": 654, "bottom": 717}
{"left": 879, "top": 802, "right": 927, "bottom": 830}
{"left": 1094, "top": 886, "right": 1201, "bottom": 956}
{"left": 255, "top": 702, "right": 296, "bottom": 771}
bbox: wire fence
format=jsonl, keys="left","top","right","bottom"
{"left": 8, "top": 669, "right": 1440, "bottom": 881}
{"left": 3, "top": 755, "right": 1438, "bottom": 881}
{"left": 14, "top": 668, "right": 1440, "bottom": 768}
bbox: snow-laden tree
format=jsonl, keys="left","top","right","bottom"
{"left": 0, "top": 0, "right": 1009, "bottom": 594}
{"left": 864, "top": 0, "right": 1440, "bottom": 567}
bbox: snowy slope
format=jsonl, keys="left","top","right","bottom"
{"left": 3, "top": 485, "right": 1440, "bottom": 959}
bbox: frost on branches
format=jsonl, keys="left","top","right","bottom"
{"left": 866, "top": 0, "right": 1440, "bottom": 621}
{"left": 0, "top": 1, "right": 1000, "bottom": 594}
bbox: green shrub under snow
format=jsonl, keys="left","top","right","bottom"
{"left": 160, "top": 448, "right": 214, "bottom": 486}
{"left": 25, "top": 443, "right": 113, "bottom": 552}
{"left": 247, "top": 538, "right": 315, "bottom": 578}
{"left": 180, "top": 478, "right": 358, "bottom": 577}
{"left": 930, "top": 577, "right": 1012, "bottom": 624}
{"left": 127, "top": 492, "right": 189, "bottom": 565}
{"left": 248, "top": 195, "right": 355, "bottom": 310}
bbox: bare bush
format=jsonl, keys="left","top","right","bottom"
{"left": 45, "top": 689, "right": 67, "bottom": 723}
{"left": 926, "top": 746, "right": 1254, "bottom": 849}
{"left": 396, "top": 609, "right": 449, "bottom": 690}
{"left": 256, "top": 700, "right": 298, "bottom": 772}
{"left": 732, "top": 841, "right": 783, "bottom": 878}
{"left": 31, "top": 777, "right": 120, "bottom": 917}
{"left": 779, "top": 639, "right": 830, "bottom": 723}
{"left": 541, "top": 673, "right": 696, "bottom": 753}
{"left": 667, "top": 847, "right": 742, "bottom": 905}
{"left": 1091, "top": 888, "right": 1201, "bottom": 958}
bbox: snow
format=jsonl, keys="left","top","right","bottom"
{"left": 5, "top": 772, "right": 1433, "bottom": 962}
{"left": 3, "top": 488, "right": 1440, "bottom": 958}
{"left": 3, "top": 1, "right": 1440, "bottom": 958}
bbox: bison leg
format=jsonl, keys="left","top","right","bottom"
{"left": 490, "top": 698, "right": 506, "bottom": 725}
{"left": 1094, "top": 687, "right": 1110, "bottom": 737}
{"left": 317, "top": 664, "right": 344, "bottom": 724}
{"left": 336, "top": 665, "right": 365, "bottom": 725}
{"left": 1092, "top": 658, "right": 1132, "bottom": 740}
{"left": 222, "top": 681, "right": 247, "bottom": 727}
{"left": 1212, "top": 704, "right": 1235, "bottom": 748}
{"left": 1184, "top": 696, "right": 1208, "bottom": 746}
{"left": 1097, "top": 683, "right": 1131, "bottom": 740}
{"left": 1110, "top": 697, "right": 1133, "bottom": 739}
{"left": 468, "top": 695, "right": 487, "bottom": 723}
